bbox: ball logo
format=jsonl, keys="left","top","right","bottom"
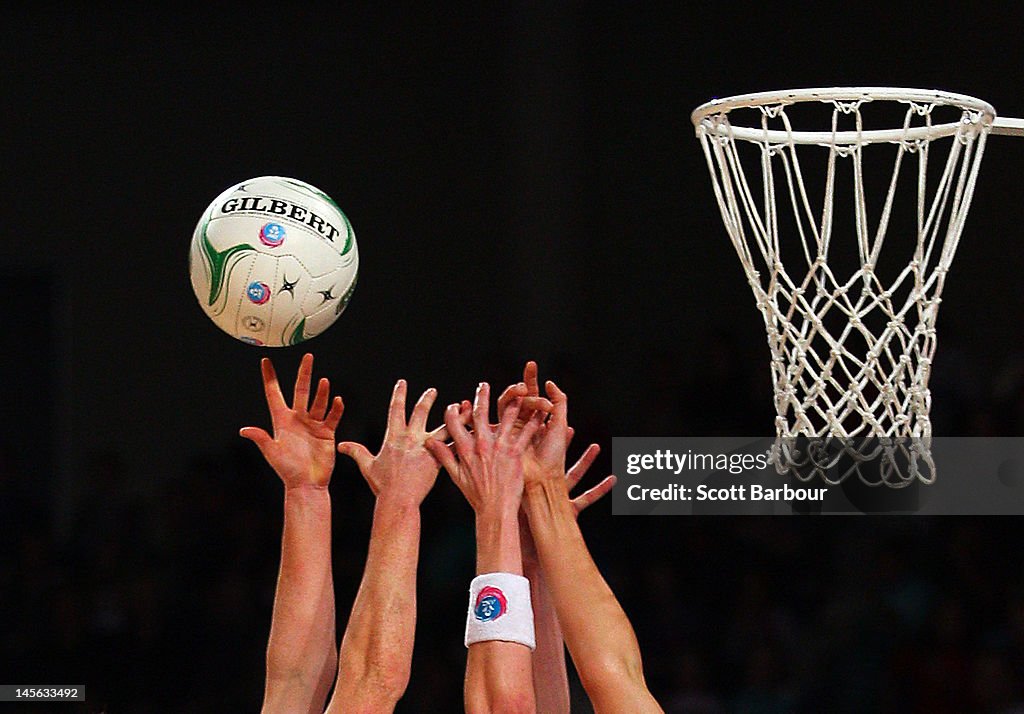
{"left": 246, "top": 281, "right": 271, "bottom": 304}
{"left": 259, "top": 222, "right": 286, "bottom": 247}
{"left": 473, "top": 586, "right": 508, "bottom": 622}
{"left": 239, "top": 336, "right": 264, "bottom": 346}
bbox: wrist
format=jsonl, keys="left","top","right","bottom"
{"left": 284, "top": 482, "right": 331, "bottom": 498}
{"left": 524, "top": 473, "right": 569, "bottom": 500}
{"left": 523, "top": 478, "right": 575, "bottom": 526}
{"left": 475, "top": 507, "right": 519, "bottom": 535}
{"left": 282, "top": 484, "right": 332, "bottom": 525}
{"left": 475, "top": 510, "right": 523, "bottom": 575}
{"left": 282, "top": 473, "right": 331, "bottom": 492}
{"left": 375, "top": 488, "right": 425, "bottom": 511}
{"left": 374, "top": 492, "right": 422, "bottom": 516}
{"left": 475, "top": 500, "right": 520, "bottom": 523}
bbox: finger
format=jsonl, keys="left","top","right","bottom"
{"left": 309, "top": 377, "right": 331, "bottom": 421}
{"left": 410, "top": 387, "right": 438, "bottom": 431}
{"left": 445, "top": 403, "right": 474, "bottom": 457}
{"left": 497, "top": 382, "right": 527, "bottom": 419}
{"left": 293, "top": 352, "right": 314, "bottom": 412}
{"left": 572, "top": 475, "right": 617, "bottom": 515}
{"left": 496, "top": 397, "right": 521, "bottom": 442}
{"left": 239, "top": 426, "right": 274, "bottom": 455}
{"left": 459, "top": 400, "right": 475, "bottom": 434}
{"left": 523, "top": 361, "right": 540, "bottom": 397}
{"left": 472, "top": 382, "right": 491, "bottom": 435}
{"left": 388, "top": 379, "right": 408, "bottom": 431}
{"left": 424, "top": 438, "right": 459, "bottom": 475}
{"left": 546, "top": 380, "right": 568, "bottom": 427}
{"left": 337, "top": 441, "right": 374, "bottom": 475}
{"left": 521, "top": 396, "right": 553, "bottom": 414}
{"left": 260, "top": 358, "right": 288, "bottom": 417}
{"left": 516, "top": 411, "right": 544, "bottom": 450}
{"left": 427, "top": 401, "right": 471, "bottom": 442}
{"left": 566, "top": 443, "right": 601, "bottom": 491}
{"left": 532, "top": 420, "right": 548, "bottom": 446}
{"left": 566, "top": 426, "right": 576, "bottom": 450}
{"left": 324, "top": 396, "right": 345, "bottom": 432}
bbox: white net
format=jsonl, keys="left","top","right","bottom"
{"left": 692, "top": 89, "right": 996, "bottom": 486}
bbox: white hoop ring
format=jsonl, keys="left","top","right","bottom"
{"left": 691, "top": 87, "right": 997, "bottom": 146}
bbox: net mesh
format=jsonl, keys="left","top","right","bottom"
{"left": 693, "top": 91, "right": 994, "bottom": 486}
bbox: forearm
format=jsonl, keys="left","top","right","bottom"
{"left": 476, "top": 506, "right": 524, "bottom": 574}
{"left": 522, "top": 556, "right": 569, "bottom": 714}
{"left": 465, "top": 507, "right": 536, "bottom": 714}
{"left": 263, "top": 486, "right": 336, "bottom": 714}
{"left": 523, "top": 479, "right": 659, "bottom": 712}
{"left": 329, "top": 495, "right": 420, "bottom": 712}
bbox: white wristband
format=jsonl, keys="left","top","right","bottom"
{"left": 464, "top": 572, "right": 536, "bottom": 651}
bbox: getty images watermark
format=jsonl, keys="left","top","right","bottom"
{"left": 612, "top": 437, "right": 1024, "bottom": 515}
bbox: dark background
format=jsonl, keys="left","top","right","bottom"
{"left": 3, "top": 3, "right": 1024, "bottom": 712}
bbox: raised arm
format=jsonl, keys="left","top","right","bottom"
{"left": 521, "top": 381, "right": 663, "bottom": 714}
{"left": 240, "top": 354, "right": 344, "bottom": 714}
{"left": 325, "top": 380, "right": 449, "bottom": 713}
{"left": 519, "top": 442, "right": 615, "bottom": 714}
{"left": 497, "top": 363, "right": 614, "bottom": 714}
{"left": 426, "top": 383, "right": 540, "bottom": 714}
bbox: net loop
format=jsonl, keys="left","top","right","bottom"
{"left": 833, "top": 99, "right": 863, "bottom": 115}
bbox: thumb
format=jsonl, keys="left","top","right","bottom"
{"left": 239, "top": 426, "right": 274, "bottom": 456}
{"left": 572, "top": 474, "right": 617, "bottom": 516}
{"left": 425, "top": 437, "right": 459, "bottom": 475}
{"left": 337, "top": 441, "right": 374, "bottom": 475}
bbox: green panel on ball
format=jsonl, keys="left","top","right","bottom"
{"left": 198, "top": 217, "right": 256, "bottom": 307}
{"left": 286, "top": 317, "right": 307, "bottom": 346}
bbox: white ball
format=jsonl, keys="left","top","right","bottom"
{"left": 188, "top": 176, "right": 358, "bottom": 347}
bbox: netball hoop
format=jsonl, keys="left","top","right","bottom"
{"left": 692, "top": 88, "right": 1020, "bottom": 486}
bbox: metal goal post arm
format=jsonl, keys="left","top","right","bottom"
{"left": 993, "top": 117, "right": 1024, "bottom": 136}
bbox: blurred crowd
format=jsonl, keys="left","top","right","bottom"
{"left": 4, "top": 334, "right": 1024, "bottom": 713}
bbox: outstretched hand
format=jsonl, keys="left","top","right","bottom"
{"left": 496, "top": 362, "right": 617, "bottom": 506}
{"left": 519, "top": 441, "right": 617, "bottom": 562}
{"left": 337, "top": 380, "right": 459, "bottom": 507}
{"left": 498, "top": 363, "right": 617, "bottom": 562}
{"left": 520, "top": 376, "right": 573, "bottom": 489}
{"left": 240, "top": 353, "right": 345, "bottom": 490}
{"left": 426, "top": 382, "right": 542, "bottom": 516}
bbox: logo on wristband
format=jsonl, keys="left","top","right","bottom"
{"left": 473, "top": 586, "right": 508, "bottom": 621}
